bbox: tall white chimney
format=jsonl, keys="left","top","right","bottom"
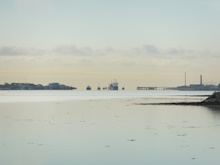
{"left": 200, "top": 75, "right": 202, "bottom": 85}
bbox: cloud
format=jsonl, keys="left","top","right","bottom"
{"left": 0, "top": 46, "right": 46, "bottom": 56}
{"left": 166, "top": 48, "right": 194, "bottom": 56}
{"left": 1, "top": 45, "right": 219, "bottom": 62}
{"left": 131, "top": 45, "right": 160, "bottom": 56}
{"left": 79, "top": 59, "right": 93, "bottom": 65}
{"left": 121, "top": 61, "right": 136, "bottom": 67}
{"left": 54, "top": 45, "right": 94, "bottom": 56}
{"left": 142, "top": 45, "right": 159, "bottom": 54}
{"left": 0, "top": 46, "right": 27, "bottom": 56}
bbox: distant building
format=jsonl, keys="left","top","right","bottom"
{"left": 0, "top": 82, "right": 76, "bottom": 90}
{"left": 48, "top": 83, "right": 60, "bottom": 89}
{"left": 176, "top": 75, "right": 219, "bottom": 91}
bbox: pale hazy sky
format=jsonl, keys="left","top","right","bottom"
{"left": 1, "top": 0, "right": 220, "bottom": 89}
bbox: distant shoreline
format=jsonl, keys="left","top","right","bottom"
{"left": 0, "top": 82, "right": 77, "bottom": 90}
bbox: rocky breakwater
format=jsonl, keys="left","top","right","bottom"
{"left": 201, "top": 92, "right": 220, "bottom": 106}
{"left": 138, "top": 92, "right": 220, "bottom": 106}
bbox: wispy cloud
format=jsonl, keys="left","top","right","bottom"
{"left": 1, "top": 45, "right": 219, "bottom": 61}
{"left": 0, "top": 46, "right": 27, "bottom": 56}
{"left": 53, "top": 45, "right": 94, "bottom": 56}
{"left": 0, "top": 46, "right": 46, "bottom": 56}
{"left": 142, "top": 45, "right": 159, "bottom": 54}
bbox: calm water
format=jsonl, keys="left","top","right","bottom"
{"left": 0, "top": 90, "right": 220, "bottom": 165}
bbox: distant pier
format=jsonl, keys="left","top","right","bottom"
{"left": 137, "top": 86, "right": 175, "bottom": 90}
{"left": 137, "top": 85, "right": 220, "bottom": 91}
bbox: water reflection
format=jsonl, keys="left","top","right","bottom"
{"left": 202, "top": 106, "right": 220, "bottom": 125}
{"left": 204, "top": 106, "right": 220, "bottom": 112}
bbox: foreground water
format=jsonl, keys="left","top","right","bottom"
{"left": 0, "top": 90, "right": 220, "bottom": 165}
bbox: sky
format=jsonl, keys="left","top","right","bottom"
{"left": 0, "top": 0, "right": 220, "bottom": 89}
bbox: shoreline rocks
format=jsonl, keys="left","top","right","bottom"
{"left": 138, "top": 92, "right": 220, "bottom": 107}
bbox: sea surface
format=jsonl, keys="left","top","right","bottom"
{"left": 0, "top": 90, "right": 220, "bottom": 165}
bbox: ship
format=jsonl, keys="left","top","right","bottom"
{"left": 86, "top": 85, "right": 91, "bottom": 90}
{"left": 97, "top": 83, "right": 101, "bottom": 90}
{"left": 108, "top": 80, "right": 118, "bottom": 90}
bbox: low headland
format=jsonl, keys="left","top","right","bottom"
{"left": 0, "top": 82, "right": 77, "bottom": 90}
{"left": 139, "top": 92, "right": 220, "bottom": 107}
